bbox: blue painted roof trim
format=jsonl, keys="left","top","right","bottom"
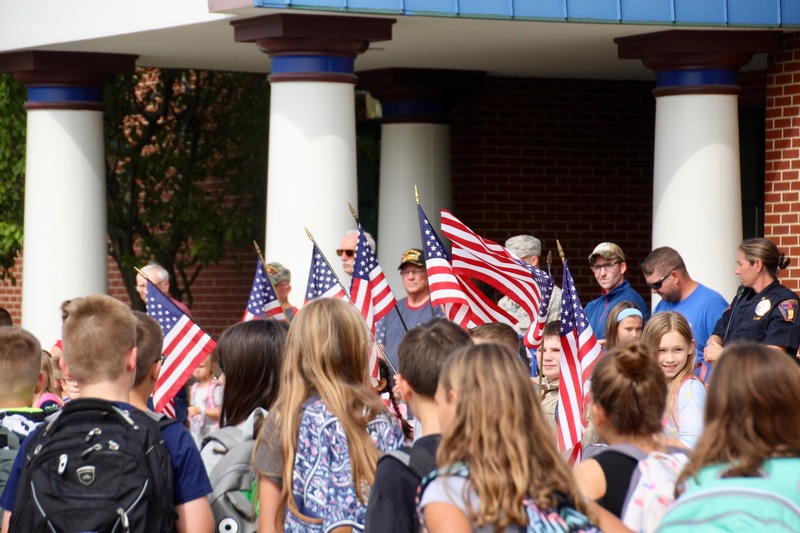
{"left": 27, "top": 86, "right": 104, "bottom": 104}
{"left": 252, "top": 0, "right": 800, "bottom": 26}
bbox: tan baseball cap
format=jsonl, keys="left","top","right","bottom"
{"left": 588, "top": 242, "right": 625, "bottom": 264}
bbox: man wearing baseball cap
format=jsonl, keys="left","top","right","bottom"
{"left": 376, "top": 248, "right": 442, "bottom": 370}
{"left": 584, "top": 242, "right": 649, "bottom": 340}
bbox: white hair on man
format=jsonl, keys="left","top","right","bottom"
{"left": 342, "top": 229, "right": 376, "bottom": 254}
{"left": 140, "top": 263, "right": 170, "bottom": 284}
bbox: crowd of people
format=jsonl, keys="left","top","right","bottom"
{"left": 0, "top": 234, "right": 798, "bottom": 532}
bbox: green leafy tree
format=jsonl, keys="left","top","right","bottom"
{"left": 105, "top": 68, "right": 269, "bottom": 309}
{"left": 0, "top": 74, "right": 26, "bottom": 281}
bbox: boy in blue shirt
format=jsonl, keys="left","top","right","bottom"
{"left": 0, "top": 295, "right": 213, "bottom": 533}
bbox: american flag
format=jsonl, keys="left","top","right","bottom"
{"left": 558, "top": 259, "right": 603, "bottom": 464}
{"left": 305, "top": 243, "right": 347, "bottom": 302}
{"left": 146, "top": 281, "right": 217, "bottom": 415}
{"left": 441, "top": 209, "right": 553, "bottom": 348}
{"left": 350, "top": 226, "right": 396, "bottom": 325}
{"left": 242, "top": 257, "right": 286, "bottom": 322}
{"left": 417, "top": 205, "right": 515, "bottom": 328}
{"left": 350, "top": 226, "right": 397, "bottom": 381}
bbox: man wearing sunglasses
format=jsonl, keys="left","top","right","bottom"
{"left": 641, "top": 247, "right": 727, "bottom": 371}
{"left": 337, "top": 230, "right": 376, "bottom": 278}
{"left": 584, "top": 242, "right": 649, "bottom": 340}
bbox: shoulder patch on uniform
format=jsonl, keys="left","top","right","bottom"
{"left": 778, "top": 299, "right": 798, "bottom": 323}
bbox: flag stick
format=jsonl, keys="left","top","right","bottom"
{"left": 415, "top": 185, "right": 438, "bottom": 320}
{"left": 557, "top": 240, "right": 566, "bottom": 264}
{"left": 252, "top": 240, "right": 267, "bottom": 267}
{"left": 304, "top": 227, "right": 398, "bottom": 374}
{"left": 348, "top": 204, "right": 409, "bottom": 333}
{"left": 538, "top": 250, "right": 554, "bottom": 393}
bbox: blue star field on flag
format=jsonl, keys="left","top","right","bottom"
{"left": 243, "top": 258, "right": 285, "bottom": 321}
{"left": 305, "top": 243, "right": 346, "bottom": 302}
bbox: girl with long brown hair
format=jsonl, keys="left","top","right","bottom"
{"left": 253, "top": 298, "right": 404, "bottom": 532}
{"left": 419, "top": 343, "right": 598, "bottom": 532}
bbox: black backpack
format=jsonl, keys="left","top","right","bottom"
{"left": 9, "top": 399, "right": 178, "bottom": 533}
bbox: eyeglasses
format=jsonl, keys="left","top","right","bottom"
{"left": 60, "top": 378, "right": 78, "bottom": 387}
{"left": 400, "top": 268, "right": 425, "bottom": 277}
{"left": 590, "top": 261, "right": 620, "bottom": 273}
{"left": 647, "top": 270, "right": 675, "bottom": 290}
{"left": 159, "top": 354, "right": 167, "bottom": 364}
{"left": 336, "top": 249, "right": 355, "bottom": 258}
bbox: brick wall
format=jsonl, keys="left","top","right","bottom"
{"left": 450, "top": 76, "right": 657, "bottom": 303}
{"left": 765, "top": 33, "right": 800, "bottom": 292}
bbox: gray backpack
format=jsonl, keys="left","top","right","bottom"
{"left": 201, "top": 408, "right": 266, "bottom": 533}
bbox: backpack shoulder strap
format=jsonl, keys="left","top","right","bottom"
{"left": 407, "top": 443, "right": 437, "bottom": 479}
{"left": 603, "top": 443, "right": 648, "bottom": 462}
{"left": 202, "top": 425, "right": 245, "bottom": 452}
{"left": 136, "top": 406, "right": 181, "bottom": 432}
{"left": 380, "top": 442, "right": 437, "bottom": 480}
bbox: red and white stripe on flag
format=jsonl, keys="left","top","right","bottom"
{"left": 417, "top": 204, "right": 515, "bottom": 329}
{"left": 441, "top": 210, "right": 548, "bottom": 345}
{"left": 557, "top": 260, "right": 603, "bottom": 464}
{"left": 152, "top": 315, "right": 217, "bottom": 413}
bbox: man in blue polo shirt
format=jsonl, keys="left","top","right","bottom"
{"left": 584, "top": 242, "right": 649, "bottom": 340}
{"left": 641, "top": 246, "right": 727, "bottom": 373}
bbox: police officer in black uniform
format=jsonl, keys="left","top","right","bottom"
{"left": 705, "top": 238, "right": 800, "bottom": 363}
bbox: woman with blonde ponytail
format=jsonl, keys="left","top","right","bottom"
{"left": 253, "top": 298, "right": 404, "bottom": 532}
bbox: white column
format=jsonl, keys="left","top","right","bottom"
{"left": 22, "top": 109, "right": 108, "bottom": 345}
{"left": 652, "top": 93, "right": 742, "bottom": 302}
{"left": 265, "top": 81, "right": 358, "bottom": 296}
{"left": 378, "top": 122, "right": 451, "bottom": 293}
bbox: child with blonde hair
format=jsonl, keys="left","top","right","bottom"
{"left": 419, "top": 343, "right": 599, "bottom": 532}
{"left": 641, "top": 312, "right": 705, "bottom": 449}
{"left": 188, "top": 354, "right": 222, "bottom": 448}
{"left": 659, "top": 343, "right": 800, "bottom": 531}
{"left": 33, "top": 352, "right": 63, "bottom": 412}
{"left": 253, "top": 298, "right": 404, "bottom": 532}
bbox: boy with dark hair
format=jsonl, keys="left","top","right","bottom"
{"left": 365, "top": 318, "right": 473, "bottom": 532}
{"left": 130, "top": 311, "right": 165, "bottom": 412}
{"left": 0, "top": 295, "right": 213, "bottom": 533}
{"left": 0, "top": 328, "right": 48, "bottom": 522}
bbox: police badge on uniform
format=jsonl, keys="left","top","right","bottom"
{"left": 755, "top": 299, "right": 771, "bottom": 318}
{"left": 778, "top": 299, "right": 798, "bottom": 323}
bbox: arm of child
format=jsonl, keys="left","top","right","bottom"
{"left": 2, "top": 511, "right": 10, "bottom": 533}
{"left": 573, "top": 458, "right": 607, "bottom": 501}
{"left": 675, "top": 379, "right": 706, "bottom": 449}
{"left": 257, "top": 477, "right": 284, "bottom": 533}
{"left": 423, "top": 503, "right": 472, "bottom": 533}
{"left": 175, "top": 497, "right": 214, "bottom": 533}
